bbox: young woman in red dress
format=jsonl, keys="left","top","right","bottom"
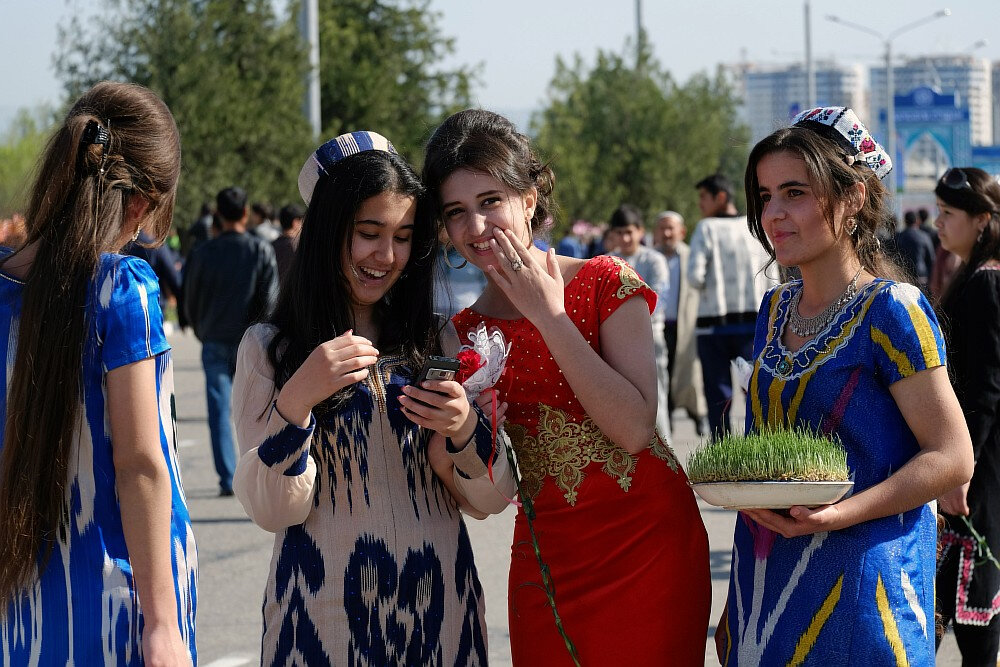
{"left": 423, "top": 109, "right": 711, "bottom": 665}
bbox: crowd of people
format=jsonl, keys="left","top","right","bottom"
{"left": 0, "top": 80, "right": 997, "bottom": 667}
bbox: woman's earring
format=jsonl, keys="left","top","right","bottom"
{"left": 443, "top": 242, "right": 468, "bottom": 269}
{"left": 131, "top": 225, "right": 142, "bottom": 243}
{"left": 978, "top": 228, "right": 985, "bottom": 244}
{"left": 846, "top": 217, "right": 858, "bottom": 235}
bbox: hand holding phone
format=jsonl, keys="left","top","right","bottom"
{"left": 409, "top": 356, "right": 460, "bottom": 408}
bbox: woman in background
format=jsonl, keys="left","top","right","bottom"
{"left": 934, "top": 166, "right": 1000, "bottom": 666}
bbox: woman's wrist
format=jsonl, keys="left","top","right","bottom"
{"left": 275, "top": 387, "right": 312, "bottom": 428}
{"left": 446, "top": 410, "right": 479, "bottom": 451}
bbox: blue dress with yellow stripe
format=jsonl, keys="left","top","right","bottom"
{"left": 723, "top": 279, "right": 944, "bottom": 666}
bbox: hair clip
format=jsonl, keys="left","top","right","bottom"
{"left": 844, "top": 154, "right": 857, "bottom": 167}
{"left": 81, "top": 120, "right": 110, "bottom": 148}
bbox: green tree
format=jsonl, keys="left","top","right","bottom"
{"left": 57, "top": 0, "right": 314, "bottom": 228}
{"left": 532, "top": 41, "right": 749, "bottom": 237}
{"left": 0, "top": 107, "right": 55, "bottom": 218}
{"left": 317, "top": 0, "right": 477, "bottom": 160}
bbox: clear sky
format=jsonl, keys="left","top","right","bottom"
{"left": 2, "top": 0, "right": 999, "bottom": 130}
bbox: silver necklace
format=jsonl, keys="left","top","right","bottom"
{"left": 787, "top": 269, "right": 862, "bottom": 337}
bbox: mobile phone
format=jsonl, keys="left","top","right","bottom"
{"left": 408, "top": 356, "right": 460, "bottom": 409}
{"left": 414, "top": 355, "right": 460, "bottom": 384}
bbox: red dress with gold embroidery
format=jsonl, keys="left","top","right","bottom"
{"left": 452, "top": 255, "right": 711, "bottom": 666}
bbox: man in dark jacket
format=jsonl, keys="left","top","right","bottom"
{"left": 184, "top": 186, "right": 278, "bottom": 495}
{"left": 895, "top": 210, "right": 935, "bottom": 293}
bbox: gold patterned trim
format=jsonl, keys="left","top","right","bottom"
{"left": 507, "top": 404, "right": 679, "bottom": 505}
{"left": 609, "top": 256, "right": 647, "bottom": 300}
{"left": 367, "top": 354, "right": 407, "bottom": 414}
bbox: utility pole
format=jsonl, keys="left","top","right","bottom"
{"left": 635, "top": 0, "right": 643, "bottom": 71}
{"left": 805, "top": 0, "right": 815, "bottom": 108}
{"left": 299, "top": 0, "right": 321, "bottom": 140}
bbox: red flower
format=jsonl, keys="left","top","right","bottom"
{"left": 456, "top": 349, "right": 486, "bottom": 385}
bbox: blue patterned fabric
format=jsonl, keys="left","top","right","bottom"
{"left": 0, "top": 253, "right": 198, "bottom": 664}
{"left": 241, "top": 326, "right": 488, "bottom": 666}
{"left": 724, "top": 279, "right": 944, "bottom": 666}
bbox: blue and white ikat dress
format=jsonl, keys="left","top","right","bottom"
{"left": 233, "top": 324, "right": 499, "bottom": 667}
{"left": 723, "top": 279, "right": 944, "bottom": 666}
{"left": 0, "top": 253, "right": 198, "bottom": 665}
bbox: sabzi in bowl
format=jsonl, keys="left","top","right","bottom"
{"left": 686, "top": 428, "right": 853, "bottom": 509}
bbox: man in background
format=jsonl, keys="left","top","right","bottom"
{"left": 654, "top": 210, "right": 707, "bottom": 435}
{"left": 608, "top": 203, "right": 672, "bottom": 441}
{"left": 272, "top": 203, "right": 304, "bottom": 287}
{"left": 895, "top": 209, "right": 935, "bottom": 293}
{"left": 184, "top": 186, "right": 279, "bottom": 495}
{"left": 687, "top": 174, "right": 773, "bottom": 438}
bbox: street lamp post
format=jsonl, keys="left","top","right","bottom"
{"left": 827, "top": 9, "right": 951, "bottom": 189}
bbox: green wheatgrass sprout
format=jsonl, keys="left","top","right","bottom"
{"left": 686, "top": 427, "right": 850, "bottom": 483}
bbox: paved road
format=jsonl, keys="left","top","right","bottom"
{"left": 170, "top": 329, "right": 967, "bottom": 666}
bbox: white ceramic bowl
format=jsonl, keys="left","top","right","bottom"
{"left": 690, "top": 480, "right": 854, "bottom": 510}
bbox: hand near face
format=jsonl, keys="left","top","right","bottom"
{"left": 487, "top": 227, "right": 566, "bottom": 325}
{"left": 276, "top": 331, "right": 379, "bottom": 426}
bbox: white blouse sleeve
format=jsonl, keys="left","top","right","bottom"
{"left": 231, "top": 324, "right": 318, "bottom": 532}
{"left": 441, "top": 321, "right": 518, "bottom": 516}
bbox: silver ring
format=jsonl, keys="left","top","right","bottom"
{"left": 509, "top": 257, "right": 524, "bottom": 271}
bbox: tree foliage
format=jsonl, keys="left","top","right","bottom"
{"left": 58, "top": 0, "right": 313, "bottom": 227}
{"left": 0, "top": 107, "right": 55, "bottom": 218}
{"left": 317, "top": 0, "right": 476, "bottom": 161}
{"left": 532, "top": 41, "right": 749, "bottom": 236}
{"left": 55, "top": 0, "right": 474, "bottom": 228}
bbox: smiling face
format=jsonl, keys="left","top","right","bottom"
{"left": 935, "top": 197, "right": 987, "bottom": 262}
{"left": 342, "top": 190, "right": 416, "bottom": 309}
{"left": 439, "top": 168, "right": 535, "bottom": 274}
{"left": 756, "top": 150, "right": 854, "bottom": 270}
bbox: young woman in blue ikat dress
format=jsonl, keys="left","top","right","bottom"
{"left": 232, "top": 132, "right": 515, "bottom": 666}
{"left": 717, "top": 107, "right": 974, "bottom": 666}
{"left": 0, "top": 82, "right": 196, "bottom": 665}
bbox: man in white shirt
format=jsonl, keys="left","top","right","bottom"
{"left": 654, "top": 211, "right": 707, "bottom": 435}
{"left": 687, "top": 174, "right": 773, "bottom": 438}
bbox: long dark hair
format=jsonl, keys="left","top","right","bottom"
{"left": 267, "top": 150, "right": 438, "bottom": 413}
{"left": 422, "top": 109, "right": 556, "bottom": 232}
{"left": 936, "top": 166, "right": 1000, "bottom": 307}
{"left": 745, "top": 126, "right": 904, "bottom": 281}
{"left": 0, "top": 81, "right": 180, "bottom": 601}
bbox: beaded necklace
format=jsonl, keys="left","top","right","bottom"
{"left": 787, "top": 268, "right": 862, "bottom": 337}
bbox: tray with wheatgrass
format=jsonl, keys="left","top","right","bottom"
{"left": 686, "top": 427, "right": 854, "bottom": 510}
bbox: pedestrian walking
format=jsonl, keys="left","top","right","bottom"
{"left": 688, "top": 173, "right": 774, "bottom": 438}
{"left": 184, "top": 186, "right": 278, "bottom": 496}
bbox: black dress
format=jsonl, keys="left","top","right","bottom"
{"left": 937, "top": 264, "right": 1000, "bottom": 662}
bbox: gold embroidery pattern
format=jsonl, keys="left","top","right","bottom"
{"left": 510, "top": 404, "right": 678, "bottom": 506}
{"left": 367, "top": 354, "right": 407, "bottom": 414}
{"left": 649, "top": 429, "right": 680, "bottom": 472}
{"left": 610, "top": 256, "right": 647, "bottom": 300}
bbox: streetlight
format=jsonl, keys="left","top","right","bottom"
{"left": 827, "top": 8, "right": 951, "bottom": 189}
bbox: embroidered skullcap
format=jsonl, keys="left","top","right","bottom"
{"left": 298, "top": 131, "right": 397, "bottom": 204}
{"left": 792, "top": 106, "right": 892, "bottom": 179}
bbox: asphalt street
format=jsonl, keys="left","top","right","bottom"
{"left": 169, "top": 328, "right": 966, "bottom": 666}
